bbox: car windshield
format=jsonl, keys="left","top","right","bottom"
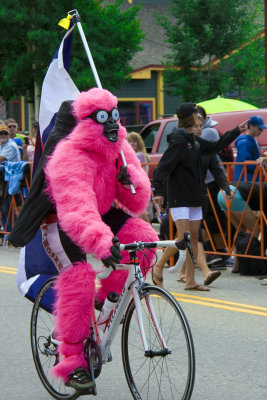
{"left": 158, "top": 121, "right": 178, "bottom": 153}
{"left": 141, "top": 123, "right": 161, "bottom": 153}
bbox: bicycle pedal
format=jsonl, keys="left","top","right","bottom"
{"left": 77, "top": 384, "right": 97, "bottom": 396}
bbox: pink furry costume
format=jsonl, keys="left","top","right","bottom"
{"left": 44, "top": 88, "right": 158, "bottom": 383}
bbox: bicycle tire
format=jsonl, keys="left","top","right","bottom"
{"left": 121, "top": 285, "right": 195, "bottom": 400}
{"left": 30, "top": 277, "right": 78, "bottom": 400}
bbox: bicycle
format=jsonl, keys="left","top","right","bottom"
{"left": 30, "top": 233, "right": 196, "bottom": 400}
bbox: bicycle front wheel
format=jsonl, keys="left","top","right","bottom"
{"left": 121, "top": 285, "right": 195, "bottom": 400}
{"left": 30, "top": 277, "right": 78, "bottom": 400}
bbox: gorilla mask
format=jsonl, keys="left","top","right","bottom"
{"left": 87, "top": 107, "right": 120, "bottom": 143}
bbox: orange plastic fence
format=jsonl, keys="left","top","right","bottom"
{"left": 1, "top": 160, "right": 266, "bottom": 265}
{"left": 142, "top": 161, "right": 266, "bottom": 263}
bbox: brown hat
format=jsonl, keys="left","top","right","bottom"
{"left": 176, "top": 103, "right": 198, "bottom": 119}
{"left": 0, "top": 125, "right": 9, "bottom": 134}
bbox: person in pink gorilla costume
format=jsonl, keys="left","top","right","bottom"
{"left": 44, "top": 87, "right": 158, "bottom": 391}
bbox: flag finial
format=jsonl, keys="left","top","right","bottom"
{"left": 58, "top": 14, "right": 71, "bottom": 30}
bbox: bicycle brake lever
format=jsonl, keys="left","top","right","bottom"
{"left": 186, "top": 242, "right": 196, "bottom": 264}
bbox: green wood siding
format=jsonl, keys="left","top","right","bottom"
{"left": 114, "top": 71, "right": 157, "bottom": 99}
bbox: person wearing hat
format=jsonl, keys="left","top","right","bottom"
{"left": 234, "top": 115, "right": 267, "bottom": 182}
{"left": 153, "top": 102, "right": 247, "bottom": 291}
{"left": 0, "top": 125, "right": 21, "bottom": 162}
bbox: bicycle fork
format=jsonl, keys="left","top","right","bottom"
{"left": 132, "top": 286, "right": 171, "bottom": 358}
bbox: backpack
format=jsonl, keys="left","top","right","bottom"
{"left": 235, "top": 232, "right": 267, "bottom": 276}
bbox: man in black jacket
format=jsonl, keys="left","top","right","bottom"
{"left": 152, "top": 102, "right": 247, "bottom": 291}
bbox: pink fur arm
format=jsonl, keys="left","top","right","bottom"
{"left": 116, "top": 140, "right": 151, "bottom": 215}
{"left": 45, "top": 141, "right": 114, "bottom": 260}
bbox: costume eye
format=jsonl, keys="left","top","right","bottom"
{"left": 111, "top": 108, "right": 119, "bottom": 121}
{"left": 96, "top": 110, "right": 108, "bottom": 124}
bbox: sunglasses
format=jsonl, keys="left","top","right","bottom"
{"left": 0, "top": 131, "right": 9, "bottom": 136}
{"left": 7, "top": 125, "right": 17, "bottom": 128}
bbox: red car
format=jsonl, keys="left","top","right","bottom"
{"left": 140, "top": 109, "right": 267, "bottom": 179}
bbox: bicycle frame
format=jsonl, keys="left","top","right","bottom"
{"left": 49, "top": 238, "right": 190, "bottom": 361}
{"left": 31, "top": 237, "right": 195, "bottom": 400}
{"left": 95, "top": 261, "right": 166, "bottom": 363}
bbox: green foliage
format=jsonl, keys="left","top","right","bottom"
{"left": 0, "top": 0, "right": 144, "bottom": 100}
{"left": 159, "top": 0, "right": 263, "bottom": 103}
{"left": 220, "top": 36, "right": 265, "bottom": 108}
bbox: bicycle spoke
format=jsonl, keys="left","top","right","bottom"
{"left": 122, "top": 287, "right": 195, "bottom": 400}
{"left": 31, "top": 278, "right": 78, "bottom": 400}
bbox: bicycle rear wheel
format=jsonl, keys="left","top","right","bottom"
{"left": 121, "top": 285, "right": 195, "bottom": 400}
{"left": 30, "top": 277, "right": 78, "bottom": 400}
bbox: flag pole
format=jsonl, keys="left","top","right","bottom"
{"left": 69, "top": 10, "right": 136, "bottom": 195}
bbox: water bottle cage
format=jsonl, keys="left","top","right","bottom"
{"left": 96, "top": 311, "right": 113, "bottom": 331}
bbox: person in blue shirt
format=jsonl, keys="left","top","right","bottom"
{"left": 234, "top": 115, "right": 267, "bottom": 181}
{"left": 5, "top": 118, "right": 23, "bottom": 157}
{"left": 0, "top": 125, "right": 21, "bottom": 162}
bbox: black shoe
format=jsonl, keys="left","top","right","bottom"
{"left": 209, "top": 261, "right": 227, "bottom": 270}
{"left": 206, "top": 254, "right": 223, "bottom": 266}
{"left": 65, "top": 367, "right": 96, "bottom": 391}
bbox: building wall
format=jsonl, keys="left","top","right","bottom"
{"left": 114, "top": 71, "right": 157, "bottom": 99}
{"left": 164, "top": 91, "right": 182, "bottom": 117}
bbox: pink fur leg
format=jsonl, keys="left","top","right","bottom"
{"left": 96, "top": 218, "right": 158, "bottom": 303}
{"left": 52, "top": 261, "right": 96, "bottom": 381}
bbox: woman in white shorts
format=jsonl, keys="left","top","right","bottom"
{"left": 153, "top": 102, "right": 247, "bottom": 291}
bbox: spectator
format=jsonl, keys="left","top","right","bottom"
{"left": 22, "top": 120, "right": 38, "bottom": 162}
{"left": 234, "top": 115, "right": 267, "bottom": 182}
{"left": 154, "top": 114, "right": 233, "bottom": 287}
{"left": 197, "top": 105, "right": 234, "bottom": 163}
{"left": 127, "top": 131, "right": 150, "bottom": 172}
{"left": 0, "top": 125, "right": 22, "bottom": 235}
{"left": 153, "top": 102, "right": 247, "bottom": 291}
{"left": 5, "top": 118, "right": 23, "bottom": 157}
{"left": 197, "top": 106, "right": 230, "bottom": 266}
{"left": 195, "top": 113, "right": 234, "bottom": 270}
{"left": 0, "top": 125, "right": 21, "bottom": 162}
{"left": 217, "top": 181, "right": 267, "bottom": 272}
{"left": 127, "top": 131, "right": 153, "bottom": 220}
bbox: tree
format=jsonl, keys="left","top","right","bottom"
{"left": 219, "top": 34, "right": 265, "bottom": 108}
{"left": 0, "top": 0, "right": 144, "bottom": 102}
{"left": 159, "top": 0, "right": 262, "bottom": 102}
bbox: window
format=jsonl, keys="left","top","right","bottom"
{"left": 140, "top": 123, "right": 161, "bottom": 153}
{"left": 137, "top": 102, "right": 152, "bottom": 125}
{"left": 118, "top": 100, "right": 153, "bottom": 126}
{"left": 157, "top": 121, "right": 177, "bottom": 154}
{"left": 119, "top": 102, "right": 136, "bottom": 126}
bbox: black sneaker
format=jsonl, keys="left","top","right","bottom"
{"left": 209, "top": 261, "right": 227, "bottom": 270}
{"left": 65, "top": 367, "right": 96, "bottom": 391}
{"left": 206, "top": 254, "right": 223, "bottom": 266}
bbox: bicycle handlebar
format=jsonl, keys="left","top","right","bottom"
{"left": 97, "top": 232, "right": 195, "bottom": 280}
